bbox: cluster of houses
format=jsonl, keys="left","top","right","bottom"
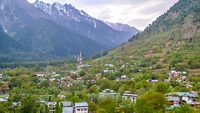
{"left": 1, "top": 58, "right": 200, "bottom": 112}
{"left": 99, "top": 89, "right": 138, "bottom": 103}
{"left": 46, "top": 102, "right": 88, "bottom": 113}
{"left": 167, "top": 70, "right": 192, "bottom": 88}
{"left": 146, "top": 70, "right": 192, "bottom": 87}
{"left": 34, "top": 72, "right": 74, "bottom": 87}
{"left": 166, "top": 91, "right": 200, "bottom": 109}
{"left": 98, "top": 89, "right": 200, "bottom": 109}
{"left": 0, "top": 95, "right": 88, "bottom": 113}
{"left": 32, "top": 62, "right": 140, "bottom": 89}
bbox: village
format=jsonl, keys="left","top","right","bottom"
{"left": 0, "top": 52, "right": 200, "bottom": 113}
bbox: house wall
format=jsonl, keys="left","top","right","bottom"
{"left": 182, "top": 96, "right": 189, "bottom": 102}
{"left": 75, "top": 107, "right": 88, "bottom": 113}
{"left": 123, "top": 96, "right": 137, "bottom": 103}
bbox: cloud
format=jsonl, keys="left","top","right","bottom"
{"left": 98, "top": 9, "right": 112, "bottom": 20}
{"left": 128, "top": 18, "right": 154, "bottom": 30}
{"left": 27, "top": 0, "right": 179, "bottom": 30}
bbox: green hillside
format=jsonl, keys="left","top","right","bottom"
{"left": 98, "top": 0, "right": 200, "bottom": 74}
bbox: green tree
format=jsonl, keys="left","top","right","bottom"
{"left": 55, "top": 102, "right": 62, "bottom": 113}
{"left": 98, "top": 79, "right": 112, "bottom": 90}
{"left": 118, "top": 84, "right": 129, "bottom": 94}
{"left": 136, "top": 92, "right": 167, "bottom": 113}
{"left": 47, "top": 86, "right": 61, "bottom": 96}
{"left": 0, "top": 102, "right": 12, "bottom": 113}
{"left": 96, "top": 109, "right": 106, "bottom": 113}
{"left": 173, "top": 104, "right": 193, "bottom": 113}
{"left": 20, "top": 95, "right": 41, "bottom": 113}
{"left": 79, "top": 70, "right": 86, "bottom": 76}
{"left": 98, "top": 97, "right": 116, "bottom": 113}
{"left": 154, "top": 82, "right": 170, "bottom": 93}
{"left": 89, "top": 102, "right": 97, "bottom": 113}
{"left": 118, "top": 100, "right": 135, "bottom": 113}
{"left": 88, "top": 85, "right": 98, "bottom": 94}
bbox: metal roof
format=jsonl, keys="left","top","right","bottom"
{"left": 166, "top": 92, "right": 198, "bottom": 98}
{"left": 123, "top": 93, "right": 137, "bottom": 97}
{"left": 62, "top": 102, "right": 72, "bottom": 107}
{"left": 0, "top": 98, "right": 8, "bottom": 102}
{"left": 166, "top": 96, "right": 180, "bottom": 101}
{"left": 75, "top": 102, "right": 88, "bottom": 107}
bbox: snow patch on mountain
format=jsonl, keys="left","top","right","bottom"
{"left": 93, "top": 20, "right": 97, "bottom": 28}
{"left": 32, "top": 0, "right": 139, "bottom": 47}
{"left": 3, "top": 27, "right": 7, "bottom": 33}
{"left": 0, "top": 4, "right": 4, "bottom": 10}
{"left": 105, "top": 22, "right": 140, "bottom": 34}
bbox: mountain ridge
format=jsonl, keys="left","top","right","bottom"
{"left": 105, "top": 21, "right": 139, "bottom": 35}
{"left": 33, "top": 0, "right": 139, "bottom": 46}
{"left": 0, "top": 0, "right": 139, "bottom": 62}
{"left": 0, "top": 0, "right": 108, "bottom": 61}
{"left": 100, "top": 0, "right": 200, "bottom": 71}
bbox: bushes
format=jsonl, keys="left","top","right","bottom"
{"left": 173, "top": 104, "right": 194, "bottom": 113}
{"left": 188, "top": 59, "right": 200, "bottom": 69}
{"left": 136, "top": 92, "right": 167, "bottom": 113}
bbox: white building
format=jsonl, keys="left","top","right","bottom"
{"left": 148, "top": 79, "right": 159, "bottom": 83}
{"left": 121, "top": 75, "right": 127, "bottom": 80}
{"left": 75, "top": 102, "right": 88, "bottom": 113}
{"left": 62, "top": 102, "right": 73, "bottom": 113}
{"left": 105, "top": 64, "right": 114, "bottom": 67}
{"left": 123, "top": 91, "right": 138, "bottom": 103}
{"left": 99, "top": 89, "right": 117, "bottom": 98}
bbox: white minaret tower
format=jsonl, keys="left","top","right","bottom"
{"left": 77, "top": 51, "right": 83, "bottom": 70}
{"left": 79, "top": 51, "right": 83, "bottom": 65}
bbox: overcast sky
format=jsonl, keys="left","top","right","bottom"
{"left": 28, "top": 0, "right": 179, "bottom": 30}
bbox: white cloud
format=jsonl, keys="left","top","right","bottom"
{"left": 27, "top": 0, "right": 179, "bottom": 30}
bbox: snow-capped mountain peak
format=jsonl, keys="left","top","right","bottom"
{"left": 33, "top": 0, "right": 95, "bottom": 24}
{"left": 32, "top": 0, "right": 139, "bottom": 47}
{"left": 34, "top": 0, "right": 52, "bottom": 15}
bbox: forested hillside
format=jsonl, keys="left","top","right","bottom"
{"left": 101, "top": 0, "right": 200, "bottom": 74}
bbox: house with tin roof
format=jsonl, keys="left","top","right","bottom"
{"left": 122, "top": 91, "right": 137, "bottom": 103}
{"left": 62, "top": 102, "right": 73, "bottom": 113}
{"left": 166, "top": 92, "right": 198, "bottom": 108}
{"left": 99, "top": 89, "right": 117, "bottom": 98}
{"left": 74, "top": 102, "right": 88, "bottom": 113}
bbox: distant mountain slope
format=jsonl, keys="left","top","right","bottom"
{"left": 102, "top": 0, "right": 200, "bottom": 71}
{"left": 0, "top": 0, "right": 139, "bottom": 62}
{"left": 33, "top": 0, "right": 139, "bottom": 47}
{"left": 105, "top": 22, "right": 139, "bottom": 35}
{"left": 0, "top": 25, "right": 21, "bottom": 52}
{"left": 0, "top": 0, "right": 107, "bottom": 61}
{"left": 14, "top": 18, "right": 106, "bottom": 57}
{"left": 0, "top": 25, "right": 25, "bottom": 62}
